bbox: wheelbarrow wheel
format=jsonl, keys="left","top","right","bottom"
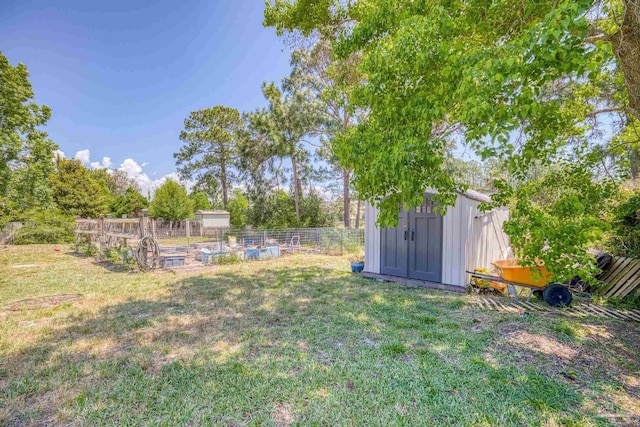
{"left": 543, "top": 283, "right": 572, "bottom": 307}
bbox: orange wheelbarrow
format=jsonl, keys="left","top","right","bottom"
{"left": 468, "top": 259, "right": 573, "bottom": 307}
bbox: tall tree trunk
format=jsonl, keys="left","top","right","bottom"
{"left": 292, "top": 157, "right": 300, "bottom": 219}
{"left": 355, "top": 198, "right": 361, "bottom": 229}
{"left": 608, "top": 0, "right": 640, "bottom": 121}
{"left": 221, "top": 166, "right": 229, "bottom": 208}
{"left": 343, "top": 169, "right": 351, "bottom": 228}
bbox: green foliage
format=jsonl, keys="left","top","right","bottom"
{"left": 0, "top": 52, "right": 57, "bottom": 219}
{"left": 104, "top": 246, "right": 136, "bottom": 269}
{"left": 264, "top": 0, "right": 635, "bottom": 282}
{"left": 192, "top": 174, "right": 223, "bottom": 209}
{"left": 496, "top": 160, "right": 616, "bottom": 283}
{"left": 92, "top": 169, "right": 139, "bottom": 204}
{"left": 605, "top": 189, "right": 640, "bottom": 258}
{"left": 110, "top": 187, "right": 148, "bottom": 218}
{"left": 243, "top": 80, "right": 324, "bottom": 219}
{"left": 211, "top": 252, "right": 243, "bottom": 265}
{"left": 50, "top": 158, "right": 109, "bottom": 218}
{"left": 175, "top": 106, "right": 242, "bottom": 207}
{"left": 260, "top": 190, "right": 297, "bottom": 229}
{"left": 288, "top": 41, "right": 366, "bottom": 226}
{"left": 227, "top": 188, "right": 249, "bottom": 229}
{"left": 298, "top": 190, "right": 335, "bottom": 227}
{"left": 189, "top": 190, "right": 212, "bottom": 212}
{"left": 13, "top": 209, "right": 74, "bottom": 244}
{"left": 149, "top": 180, "right": 194, "bottom": 221}
{"left": 245, "top": 188, "right": 335, "bottom": 229}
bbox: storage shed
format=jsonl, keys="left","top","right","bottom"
{"left": 363, "top": 190, "right": 511, "bottom": 291}
{"left": 194, "top": 210, "right": 231, "bottom": 228}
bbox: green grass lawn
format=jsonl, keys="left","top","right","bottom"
{"left": 1, "top": 245, "right": 638, "bottom": 426}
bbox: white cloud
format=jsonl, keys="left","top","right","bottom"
{"left": 55, "top": 147, "right": 191, "bottom": 197}
{"left": 73, "top": 149, "right": 91, "bottom": 165}
{"left": 53, "top": 149, "right": 66, "bottom": 159}
{"left": 73, "top": 150, "right": 112, "bottom": 170}
{"left": 118, "top": 158, "right": 190, "bottom": 196}
{"left": 90, "top": 157, "right": 112, "bottom": 169}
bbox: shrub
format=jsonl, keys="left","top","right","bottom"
{"left": 13, "top": 210, "right": 75, "bottom": 244}
{"left": 605, "top": 191, "right": 640, "bottom": 258}
{"left": 104, "top": 246, "right": 136, "bottom": 269}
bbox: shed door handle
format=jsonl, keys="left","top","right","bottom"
{"left": 411, "top": 229, "right": 415, "bottom": 241}
{"left": 404, "top": 230, "right": 408, "bottom": 241}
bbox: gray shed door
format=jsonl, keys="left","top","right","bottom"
{"left": 381, "top": 194, "right": 443, "bottom": 282}
{"left": 380, "top": 206, "right": 408, "bottom": 277}
{"left": 408, "top": 196, "right": 443, "bottom": 282}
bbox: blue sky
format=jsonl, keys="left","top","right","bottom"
{"left": 0, "top": 0, "right": 292, "bottom": 193}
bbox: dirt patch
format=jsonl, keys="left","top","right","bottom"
{"left": 507, "top": 330, "right": 578, "bottom": 359}
{"left": 6, "top": 294, "right": 83, "bottom": 311}
{"left": 271, "top": 402, "right": 295, "bottom": 427}
{"left": 491, "top": 320, "right": 640, "bottom": 421}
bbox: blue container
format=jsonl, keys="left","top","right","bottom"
{"left": 264, "top": 246, "right": 280, "bottom": 258}
{"left": 245, "top": 248, "right": 260, "bottom": 260}
{"left": 351, "top": 262, "right": 364, "bottom": 273}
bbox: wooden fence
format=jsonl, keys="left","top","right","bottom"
{"left": 598, "top": 256, "right": 640, "bottom": 299}
{"left": 74, "top": 210, "right": 230, "bottom": 250}
{"left": 75, "top": 212, "right": 150, "bottom": 254}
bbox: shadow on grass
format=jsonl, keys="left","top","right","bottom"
{"left": 1, "top": 262, "right": 638, "bottom": 426}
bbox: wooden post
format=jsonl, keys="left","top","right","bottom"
{"left": 98, "top": 215, "right": 105, "bottom": 256}
{"left": 140, "top": 209, "right": 149, "bottom": 238}
{"left": 105, "top": 215, "right": 112, "bottom": 248}
{"left": 186, "top": 220, "right": 191, "bottom": 244}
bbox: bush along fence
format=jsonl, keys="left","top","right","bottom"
{"left": 75, "top": 210, "right": 364, "bottom": 270}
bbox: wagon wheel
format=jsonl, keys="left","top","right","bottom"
{"left": 133, "top": 236, "right": 160, "bottom": 272}
{"left": 543, "top": 283, "right": 572, "bottom": 307}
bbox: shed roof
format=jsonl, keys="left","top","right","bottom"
{"left": 460, "top": 189, "right": 492, "bottom": 204}
{"left": 195, "top": 210, "right": 230, "bottom": 215}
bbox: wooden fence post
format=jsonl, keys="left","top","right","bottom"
{"left": 186, "top": 220, "right": 191, "bottom": 242}
{"left": 140, "top": 209, "right": 149, "bottom": 238}
{"left": 98, "top": 215, "right": 105, "bottom": 255}
{"left": 105, "top": 215, "right": 112, "bottom": 248}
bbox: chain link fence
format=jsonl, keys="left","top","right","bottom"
{"left": 152, "top": 225, "right": 364, "bottom": 256}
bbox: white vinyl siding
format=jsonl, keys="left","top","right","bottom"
{"left": 364, "top": 203, "right": 381, "bottom": 274}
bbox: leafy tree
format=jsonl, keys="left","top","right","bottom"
{"left": 149, "top": 179, "right": 194, "bottom": 221}
{"left": 287, "top": 41, "right": 366, "bottom": 227}
{"left": 265, "top": 1, "right": 640, "bottom": 122}
{"left": 245, "top": 81, "right": 323, "bottom": 220}
{"left": 110, "top": 187, "right": 148, "bottom": 218}
{"left": 262, "top": 190, "right": 297, "bottom": 228}
{"left": 92, "top": 168, "right": 139, "bottom": 198}
{"left": 227, "top": 188, "right": 249, "bottom": 228}
{"left": 299, "top": 190, "right": 334, "bottom": 227}
{"left": 264, "top": 0, "right": 637, "bottom": 281}
{"left": 0, "top": 52, "right": 57, "bottom": 220}
{"left": 13, "top": 208, "right": 74, "bottom": 244}
{"left": 49, "top": 158, "right": 109, "bottom": 218}
{"left": 492, "top": 159, "right": 616, "bottom": 282}
{"left": 189, "top": 190, "right": 212, "bottom": 212}
{"left": 175, "top": 106, "right": 242, "bottom": 207}
{"left": 191, "top": 174, "right": 223, "bottom": 209}
{"left": 605, "top": 188, "right": 640, "bottom": 258}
